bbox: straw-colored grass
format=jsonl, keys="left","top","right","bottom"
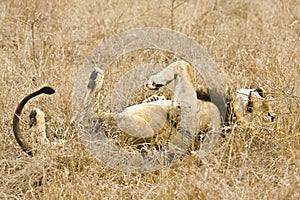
{"left": 0, "top": 0, "right": 299, "bottom": 199}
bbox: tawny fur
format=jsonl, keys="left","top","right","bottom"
{"left": 91, "top": 68, "right": 179, "bottom": 146}
{"left": 29, "top": 108, "right": 49, "bottom": 145}
{"left": 227, "top": 88, "right": 275, "bottom": 123}
{"left": 146, "top": 60, "right": 222, "bottom": 153}
{"left": 29, "top": 108, "right": 66, "bottom": 148}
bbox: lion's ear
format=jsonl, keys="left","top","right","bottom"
{"left": 255, "top": 87, "right": 265, "bottom": 98}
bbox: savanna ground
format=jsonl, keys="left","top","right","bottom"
{"left": 0, "top": 0, "right": 299, "bottom": 199}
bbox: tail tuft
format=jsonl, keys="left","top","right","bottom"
{"left": 39, "top": 86, "right": 55, "bottom": 95}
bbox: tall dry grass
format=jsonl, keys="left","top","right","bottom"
{"left": 0, "top": 0, "right": 299, "bottom": 199}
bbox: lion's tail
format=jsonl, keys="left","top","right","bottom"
{"left": 13, "top": 86, "right": 55, "bottom": 156}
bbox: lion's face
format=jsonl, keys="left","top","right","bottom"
{"left": 229, "top": 88, "right": 275, "bottom": 123}
{"left": 246, "top": 88, "right": 275, "bottom": 122}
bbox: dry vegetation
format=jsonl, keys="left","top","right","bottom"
{"left": 0, "top": 0, "right": 299, "bottom": 199}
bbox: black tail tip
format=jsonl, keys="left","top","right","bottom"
{"left": 39, "top": 86, "right": 55, "bottom": 95}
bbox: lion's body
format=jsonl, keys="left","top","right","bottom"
{"left": 91, "top": 68, "right": 179, "bottom": 146}
{"left": 113, "top": 100, "right": 176, "bottom": 139}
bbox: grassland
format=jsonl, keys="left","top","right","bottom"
{"left": 0, "top": 0, "right": 299, "bottom": 199}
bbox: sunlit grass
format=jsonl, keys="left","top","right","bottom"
{"left": 0, "top": 0, "right": 299, "bottom": 199}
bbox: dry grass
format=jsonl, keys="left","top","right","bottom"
{"left": 0, "top": 0, "right": 299, "bottom": 199}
